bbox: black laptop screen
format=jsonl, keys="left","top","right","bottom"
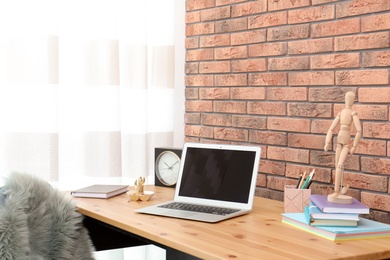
{"left": 178, "top": 147, "right": 257, "bottom": 203}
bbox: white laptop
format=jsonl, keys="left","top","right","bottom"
{"left": 135, "top": 143, "right": 261, "bottom": 223}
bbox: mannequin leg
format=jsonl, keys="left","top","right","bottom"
{"left": 330, "top": 145, "right": 349, "bottom": 197}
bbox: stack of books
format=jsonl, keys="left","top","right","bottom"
{"left": 282, "top": 194, "right": 390, "bottom": 241}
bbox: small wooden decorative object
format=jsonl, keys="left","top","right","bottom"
{"left": 324, "top": 91, "right": 361, "bottom": 204}
{"left": 127, "top": 176, "right": 154, "bottom": 202}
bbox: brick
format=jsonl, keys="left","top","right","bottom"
{"left": 359, "top": 87, "right": 390, "bottom": 103}
{"left": 336, "top": 0, "right": 390, "bottom": 18}
{"left": 233, "top": 116, "right": 267, "bottom": 129}
{"left": 268, "top": 147, "right": 310, "bottom": 164}
{"left": 311, "top": 18, "right": 360, "bottom": 38}
{"left": 388, "top": 142, "right": 390, "bottom": 157}
{"left": 199, "top": 88, "right": 230, "bottom": 99}
{"left": 185, "top": 100, "right": 213, "bottom": 112}
{"left": 216, "top": 0, "right": 247, "bottom": 6}
{"left": 335, "top": 32, "right": 390, "bottom": 51}
{"left": 362, "top": 192, "right": 390, "bottom": 212}
{"left": 186, "top": 49, "right": 214, "bottom": 61}
{"left": 288, "top": 133, "right": 327, "bottom": 150}
{"left": 336, "top": 70, "right": 389, "bottom": 85}
{"left": 289, "top": 71, "right": 334, "bottom": 86}
{"left": 200, "top": 6, "right": 230, "bottom": 21}
{"left": 362, "top": 157, "right": 390, "bottom": 175}
{"left": 310, "top": 150, "right": 334, "bottom": 167}
{"left": 362, "top": 13, "right": 390, "bottom": 32}
{"left": 312, "top": 0, "right": 339, "bottom": 5}
{"left": 215, "top": 18, "right": 247, "bottom": 33}
{"left": 186, "top": 11, "right": 200, "bottom": 24}
{"left": 249, "top": 131, "right": 287, "bottom": 146}
{"left": 186, "top": 0, "right": 215, "bottom": 11}
{"left": 288, "top": 38, "right": 333, "bottom": 55}
{"left": 199, "top": 34, "right": 230, "bottom": 48}
{"left": 268, "top": 0, "right": 310, "bottom": 11}
{"left": 185, "top": 88, "right": 199, "bottom": 99}
{"left": 267, "top": 176, "right": 294, "bottom": 191}
{"left": 268, "top": 56, "right": 310, "bottom": 71}
{"left": 363, "top": 122, "right": 390, "bottom": 139}
{"left": 267, "top": 117, "right": 310, "bottom": 132}
{"left": 231, "top": 59, "right": 266, "bottom": 73}
{"left": 249, "top": 72, "right": 287, "bottom": 86}
{"left": 185, "top": 37, "right": 199, "bottom": 49}
{"left": 344, "top": 172, "right": 387, "bottom": 192}
{"left": 288, "top": 5, "right": 334, "bottom": 24}
{"left": 334, "top": 104, "right": 388, "bottom": 121}
{"left": 186, "top": 22, "right": 214, "bottom": 36}
{"left": 214, "top": 101, "right": 247, "bottom": 114}
{"left": 248, "top": 11, "right": 287, "bottom": 29}
{"left": 267, "top": 87, "right": 307, "bottom": 101}
{"left": 249, "top": 42, "right": 287, "bottom": 57}
{"left": 185, "top": 113, "right": 201, "bottom": 124}
{"left": 214, "top": 127, "right": 248, "bottom": 142}
{"left": 363, "top": 51, "right": 390, "bottom": 67}
{"left": 256, "top": 173, "right": 267, "bottom": 187}
{"left": 353, "top": 139, "right": 387, "bottom": 156}
{"left": 288, "top": 103, "right": 332, "bottom": 117}
{"left": 309, "top": 87, "right": 355, "bottom": 102}
{"left": 215, "top": 74, "right": 247, "bottom": 86}
{"left": 201, "top": 114, "right": 232, "bottom": 126}
{"left": 185, "top": 75, "right": 214, "bottom": 86}
{"left": 215, "top": 46, "right": 248, "bottom": 60}
{"left": 185, "top": 125, "right": 214, "bottom": 138}
{"left": 231, "top": 1, "right": 267, "bottom": 17}
{"left": 310, "top": 53, "right": 360, "bottom": 70}
{"left": 231, "top": 30, "right": 267, "bottom": 45}
{"left": 267, "top": 24, "right": 309, "bottom": 41}
{"left": 199, "top": 61, "right": 230, "bottom": 73}
{"left": 248, "top": 102, "right": 286, "bottom": 116}
{"left": 260, "top": 160, "right": 286, "bottom": 175}
{"left": 311, "top": 119, "right": 333, "bottom": 134}
{"left": 231, "top": 87, "right": 266, "bottom": 100}
{"left": 185, "top": 62, "right": 199, "bottom": 74}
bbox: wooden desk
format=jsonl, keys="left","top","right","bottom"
{"left": 76, "top": 186, "right": 390, "bottom": 260}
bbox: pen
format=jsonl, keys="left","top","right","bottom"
{"left": 306, "top": 180, "right": 313, "bottom": 189}
{"left": 301, "top": 169, "right": 315, "bottom": 189}
{"left": 295, "top": 174, "right": 303, "bottom": 188}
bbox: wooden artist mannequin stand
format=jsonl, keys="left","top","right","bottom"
{"left": 324, "top": 91, "right": 362, "bottom": 204}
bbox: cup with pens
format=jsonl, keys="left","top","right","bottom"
{"left": 284, "top": 170, "right": 315, "bottom": 213}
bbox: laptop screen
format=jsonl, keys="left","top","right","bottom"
{"left": 178, "top": 147, "right": 257, "bottom": 203}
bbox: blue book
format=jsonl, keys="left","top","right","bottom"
{"left": 304, "top": 205, "right": 359, "bottom": 227}
{"left": 310, "top": 194, "right": 369, "bottom": 214}
{"left": 282, "top": 212, "right": 390, "bottom": 241}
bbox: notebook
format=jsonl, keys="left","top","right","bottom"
{"left": 135, "top": 143, "right": 261, "bottom": 223}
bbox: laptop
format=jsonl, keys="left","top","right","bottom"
{"left": 135, "top": 143, "right": 261, "bottom": 223}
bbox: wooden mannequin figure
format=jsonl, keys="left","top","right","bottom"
{"left": 324, "top": 91, "right": 362, "bottom": 204}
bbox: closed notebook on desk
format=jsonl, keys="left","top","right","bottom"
{"left": 136, "top": 143, "right": 261, "bottom": 223}
{"left": 71, "top": 184, "right": 128, "bottom": 199}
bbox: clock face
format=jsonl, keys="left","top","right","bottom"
{"left": 156, "top": 151, "right": 181, "bottom": 186}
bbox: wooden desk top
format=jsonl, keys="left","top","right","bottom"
{"left": 75, "top": 186, "right": 390, "bottom": 260}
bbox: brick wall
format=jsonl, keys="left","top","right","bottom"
{"left": 184, "top": 0, "right": 390, "bottom": 222}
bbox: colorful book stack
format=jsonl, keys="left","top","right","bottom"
{"left": 282, "top": 194, "right": 390, "bottom": 241}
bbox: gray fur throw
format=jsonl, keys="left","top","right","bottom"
{"left": 0, "top": 172, "right": 95, "bottom": 260}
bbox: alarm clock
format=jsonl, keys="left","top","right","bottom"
{"left": 154, "top": 147, "right": 182, "bottom": 188}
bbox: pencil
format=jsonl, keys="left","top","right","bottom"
{"left": 301, "top": 169, "right": 315, "bottom": 189}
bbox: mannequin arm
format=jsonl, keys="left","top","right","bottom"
{"left": 350, "top": 111, "right": 362, "bottom": 155}
{"left": 324, "top": 114, "right": 340, "bottom": 151}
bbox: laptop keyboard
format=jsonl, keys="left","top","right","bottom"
{"left": 158, "top": 202, "right": 240, "bottom": 216}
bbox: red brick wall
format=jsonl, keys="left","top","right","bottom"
{"left": 184, "top": 0, "right": 390, "bottom": 222}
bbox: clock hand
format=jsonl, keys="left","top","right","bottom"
{"left": 170, "top": 160, "right": 179, "bottom": 167}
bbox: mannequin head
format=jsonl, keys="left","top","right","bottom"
{"left": 345, "top": 91, "right": 355, "bottom": 107}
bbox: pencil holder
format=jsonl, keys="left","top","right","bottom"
{"left": 284, "top": 185, "right": 311, "bottom": 213}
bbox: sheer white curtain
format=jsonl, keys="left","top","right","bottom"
{"left": 0, "top": 0, "right": 184, "bottom": 191}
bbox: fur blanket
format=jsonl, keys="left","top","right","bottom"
{"left": 0, "top": 173, "right": 95, "bottom": 260}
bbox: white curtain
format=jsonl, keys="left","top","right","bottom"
{"left": 0, "top": 0, "right": 184, "bottom": 191}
